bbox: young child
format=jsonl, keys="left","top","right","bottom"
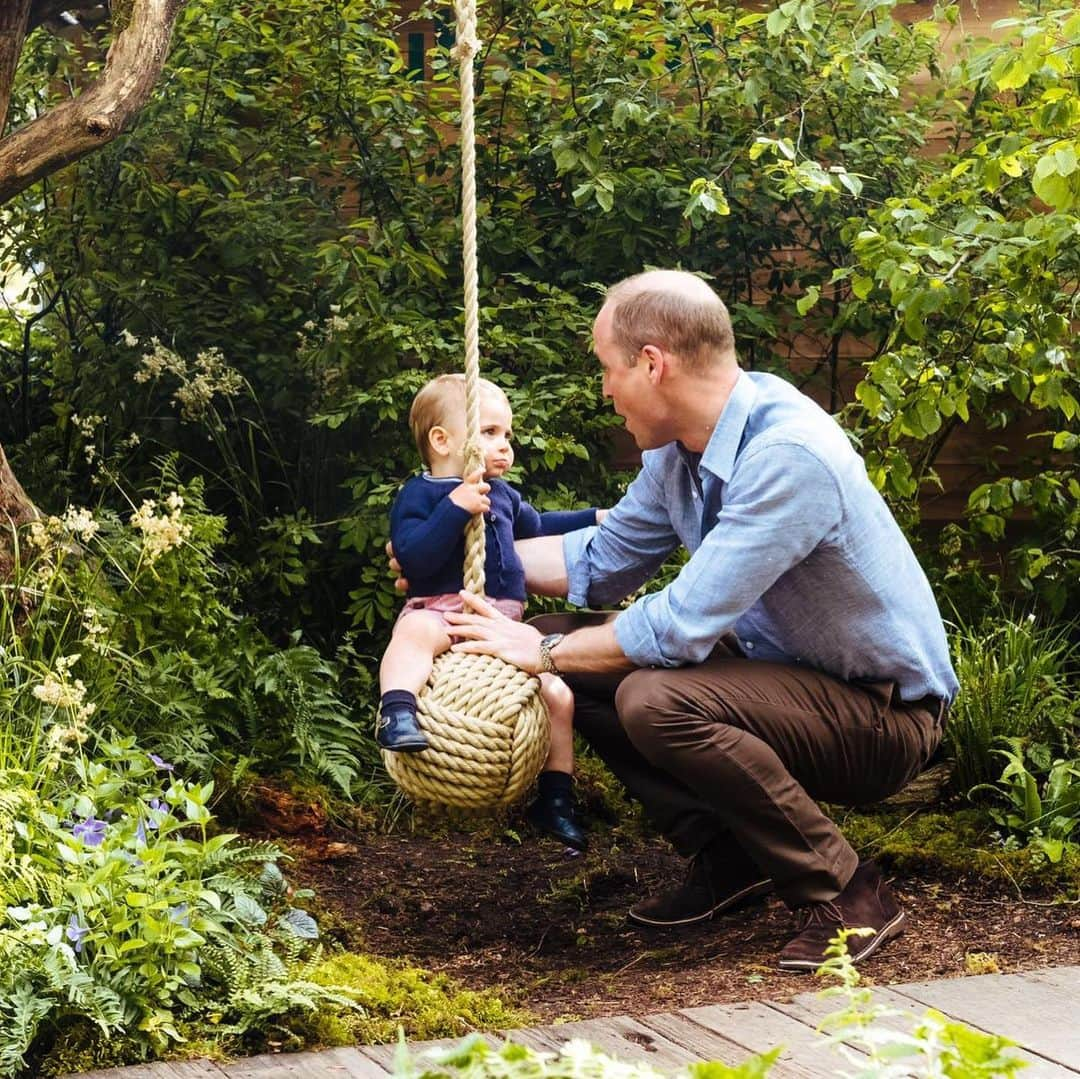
{"left": 379, "top": 373, "right": 602, "bottom": 851}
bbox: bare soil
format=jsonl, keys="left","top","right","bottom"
{"left": 270, "top": 804, "right": 1080, "bottom": 1024}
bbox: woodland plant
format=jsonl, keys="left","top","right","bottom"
{"left": 945, "top": 613, "right": 1079, "bottom": 798}
{"left": 2, "top": 463, "right": 376, "bottom": 796}
{"left": 0, "top": 738, "right": 358, "bottom": 1076}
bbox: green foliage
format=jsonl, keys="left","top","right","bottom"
{"left": 837, "top": 809, "right": 1080, "bottom": 893}
{"left": 976, "top": 744, "right": 1080, "bottom": 860}
{"left": 393, "top": 1034, "right": 778, "bottom": 1079}
{"left": 813, "top": 932, "right": 1027, "bottom": 1078}
{"left": 0, "top": 738, "right": 357, "bottom": 1076}
{"left": 945, "top": 613, "right": 1079, "bottom": 796}
{"left": 838, "top": 6, "right": 1080, "bottom": 614}
{"left": 2, "top": 463, "right": 377, "bottom": 796}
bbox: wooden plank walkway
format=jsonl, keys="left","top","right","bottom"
{"left": 69, "top": 966, "right": 1080, "bottom": 1079}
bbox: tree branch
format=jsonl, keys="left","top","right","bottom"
{"left": 0, "top": 0, "right": 186, "bottom": 206}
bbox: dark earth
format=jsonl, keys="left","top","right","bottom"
{"left": 255, "top": 786, "right": 1080, "bottom": 1025}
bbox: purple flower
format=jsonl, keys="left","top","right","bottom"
{"left": 168, "top": 903, "right": 190, "bottom": 927}
{"left": 66, "top": 914, "right": 89, "bottom": 954}
{"left": 135, "top": 820, "right": 147, "bottom": 846}
{"left": 71, "top": 816, "right": 107, "bottom": 847}
{"left": 147, "top": 797, "right": 167, "bottom": 821}
{"left": 149, "top": 754, "right": 174, "bottom": 772}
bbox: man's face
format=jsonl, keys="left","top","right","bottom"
{"left": 593, "top": 304, "right": 669, "bottom": 450}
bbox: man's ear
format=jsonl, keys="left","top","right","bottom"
{"left": 427, "top": 425, "right": 450, "bottom": 458}
{"left": 641, "top": 344, "right": 667, "bottom": 384}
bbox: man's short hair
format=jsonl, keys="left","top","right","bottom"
{"left": 408, "top": 373, "right": 508, "bottom": 468}
{"left": 605, "top": 271, "right": 734, "bottom": 372}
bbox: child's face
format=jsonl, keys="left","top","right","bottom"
{"left": 434, "top": 390, "right": 515, "bottom": 478}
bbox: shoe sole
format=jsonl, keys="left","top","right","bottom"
{"left": 527, "top": 814, "right": 589, "bottom": 853}
{"left": 379, "top": 740, "right": 429, "bottom": 753}
{"left": 776, "top": 909, "right": 907, "bottom": 972}
{"left": 628, "top": 878, "right": 774, "bottom": 928}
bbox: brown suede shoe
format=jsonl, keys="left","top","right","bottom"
{"left": 777, "top": 860, "right": 906, "bottom": 972}
{"left": 629, "top": 844, "right": 773, "bottom": 928}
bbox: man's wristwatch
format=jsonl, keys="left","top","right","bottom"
{"left": 538, "top": 633, "right": 566, "bottom": 676}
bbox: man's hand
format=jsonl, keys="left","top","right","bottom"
{"left": 445, "top": 591, "right": 544, "bottom": 674}
{"left": 449, "top": 469, "right": 491, "bottom": 515}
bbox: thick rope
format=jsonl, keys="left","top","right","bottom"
{"left": 453, "top": 0, "right": 486, "bottom": 597}
{"left": 382, "top": 1, "right": 551, "bottom": 809}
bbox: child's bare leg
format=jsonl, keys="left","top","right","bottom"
{"left": 539, "top": 673, "right": 575, "bottom": 774}
{"left": 377, "top": 612, "right": 450, "bottom": 753}
{"left": 528, "top": 674, "right": 587, "bottom": 851}
{"left": 379, "top": 612, "right": 451, "bottom": 696}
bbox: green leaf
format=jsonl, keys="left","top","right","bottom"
{"left": 766, "top": 7, "right": 790, "bottom": 36}
{"left": 851, "top": 275, "right": 873, "bottom": 300}
{"left": 796, "top": 285, "right": 820, "bottom": 315}
{"left": 856, "top": 381, "right": 883, "bottom": 417}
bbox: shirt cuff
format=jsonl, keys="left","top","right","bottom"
{"left": 613, "top": 601, "right": 665, "bottom": 668}
{"left": 562, "top": 526, "right": 597, "bottom": 607}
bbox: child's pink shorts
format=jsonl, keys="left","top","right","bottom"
{"left": 395, "top": 593, "right": 525, "bottom": 629}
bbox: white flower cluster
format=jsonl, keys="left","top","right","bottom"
{"left": 129, "top": 492, "right": 192, "bottom": 562}
{"left": 174, "top": 347, "right": 243, "bottom": 421}
{"left": 73, "top": 412, "right": 102, "bottom": 465}
{"left": 132, "top": 337, "right": 243, "bottom": 421}
{"left": 32, "top": 655, "right": 96, "bottom": 726}
{"left": 81, "top": 606, "right": 109, "bottom": 654}
{"left": 133, "top": 336, "right": 186, "bottom": 382}
{"left": 298, "top": 304, "right": 350, "bottom": 346}
{"left": 71, "top": 413, "right": 103, "bottom": 439}
{"left": 27, "top": 506, "right": 100, "bottom": 550}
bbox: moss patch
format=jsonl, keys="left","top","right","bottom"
{"left": 836, "top": 808, "right": 1080, "bottom": 895}
{"left": 294, "top": 952, "right": 529, "bottom": 1046}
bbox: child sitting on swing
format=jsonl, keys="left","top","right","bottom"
{"left": 378, "top": 373, "right": 604, "bottom": 851}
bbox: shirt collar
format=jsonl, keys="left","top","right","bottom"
{"left": 686, "top": 370, "right": 755, "bottom": 483}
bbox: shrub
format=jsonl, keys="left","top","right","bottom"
{"left": 0, "top": 739, "right": 354, "bottom": 1076}
{"left": 3, "top": 462, "right": 377, "bottom": 796}
{"left": 945, "top": 613, "right": 1078, "bottom": 797}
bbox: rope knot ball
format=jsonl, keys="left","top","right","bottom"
{"left": 382, "top": 651, "right": 551, "bottom": 808}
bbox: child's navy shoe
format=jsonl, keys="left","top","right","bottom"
{"left": 377, "top": 707, "right": 429, "bottom": 753}
{"left": 527, "top": 793, "right": 588, "bottom": 852}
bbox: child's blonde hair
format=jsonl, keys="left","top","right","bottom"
{"left": 409, "top": 374, "right": 510, "bottom": 468}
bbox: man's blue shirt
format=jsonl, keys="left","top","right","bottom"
{"left": 391, "top": 475, "right": 596, "bottom": 602}
{"left": 564, "top": 371, "right": 959, "bottom": 704}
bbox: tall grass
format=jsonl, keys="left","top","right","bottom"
{"left": 945, "top": 614, "right": 1079, "bottom": 797}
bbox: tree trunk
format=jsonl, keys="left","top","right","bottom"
{"left": 0, "top": 442, "right": 38, "bottom": 582}
{"left": 0, "top": 0, "right": 186, "bottom": 586}
{"left": 0, "top": 0, "right": 32, "bottom": 138}
{"left": 0, "top": 0, "right": 186, "bottom": 204}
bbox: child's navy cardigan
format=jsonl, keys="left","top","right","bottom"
{"left": 390, "top": 474, "right": 597, "bottom": 602}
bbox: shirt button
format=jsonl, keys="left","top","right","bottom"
{"left": 743, "top": 640, "right": 754, "bottom": 651}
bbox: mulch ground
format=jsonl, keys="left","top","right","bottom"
{"left": 261, "top": 796, "right": 1080, "bottom": 1024}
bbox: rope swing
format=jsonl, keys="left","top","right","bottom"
{"left": 380, "top": 0, "right": 551, "bottom": 809}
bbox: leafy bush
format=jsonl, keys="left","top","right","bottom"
{"left": 933, "top": 612, "right": 1080, "bottom": 859}
{"left": 4, "top": 463, "right": 377, "bottom": 795}
{"left": 0, "top": 738, "right": 353, "bottom": 1076}
{"left": 946, "top": 614, "right": 1079, "bottom": 797}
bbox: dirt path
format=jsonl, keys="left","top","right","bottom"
{"left": 288, "top": 824, "right": 1080, "bottom": 1022}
